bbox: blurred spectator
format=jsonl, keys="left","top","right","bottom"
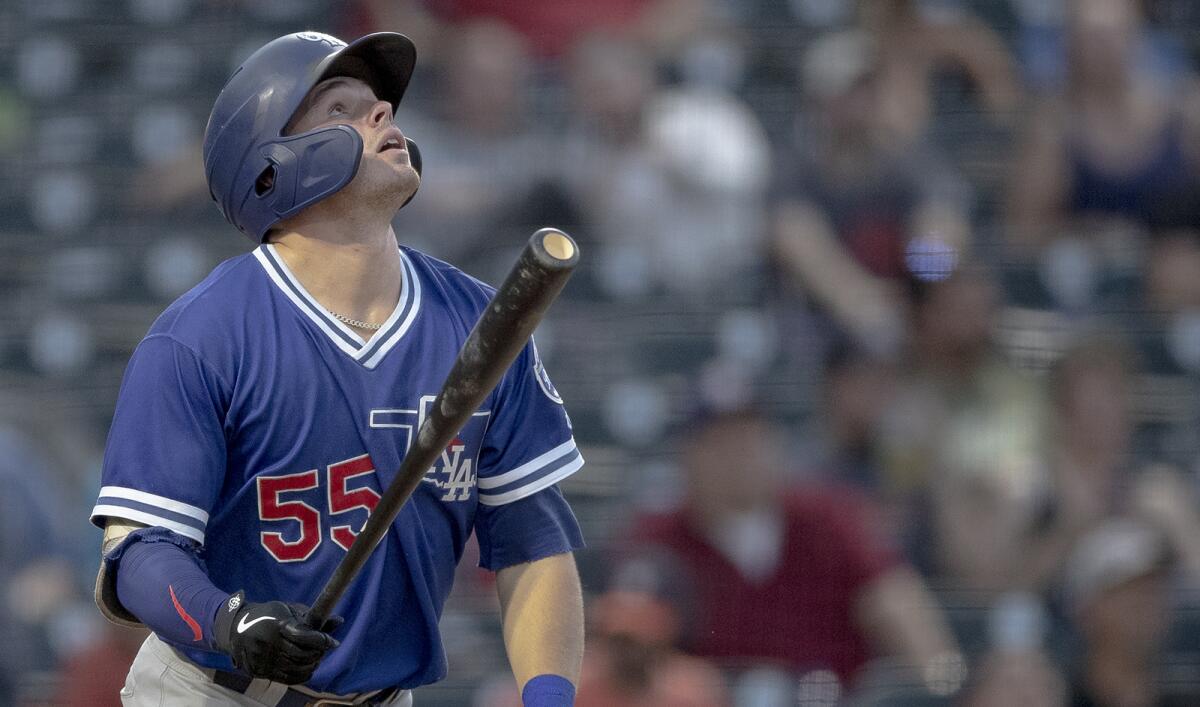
{"left": 796, "top": 343, "right": 907, "bottom": 536}
{"left": 1131, "top": 466, "right": 1200, "bottom": 582}
{"left": 625, "top": 405, "right": 961, "bottom": 696}
{"left": 53, "top": 625, "right": 147, "bottom": 707}
{"left": 343, "top": 1, "right": 444, "bottom": 62}
{"left": 573, "top": 587, "right": 728, "bottom": 707}
{"left": 805, "top": 343, "right": 896, "bottom": 482}
{"left": 1012, "top": 0, "right": 1193, "bottom": 96}
{"left": 422, "top": 0, "right": 709, "bottom": 58}
{"left": 857, "top": 0, "right": 1022, "bottom": 121}
{"left": 878, "top": 267, "right": 1050, "bottom": 590}
{"left": 1059, "top": 517, "right": 1200, "bottom": 706}
{"left": 1016, "top": 337, "right": 1139, "bottom": 593}
{"left": 559, "top": 31, "right": 771, "bottom": 300}
{"left": 1007, "top": 0, "right": 1200, "bottom": 255}
{"left": 771, "top": 29, "right": 972, "bottom": 357}
{"left": 961, "top": 648, "right": 1068, "bottom": 707}
{"left": 480, "top": 583, "right": 728, "bottom": 707}
{"left": 0, "top": 425, "right": 78, "bottom": 694}
{"left": 350, "top": 0, "right": 722, "bottom": 63}
{"left": 1011, "top": 337, "right": 1200, "bottom": 589}
{"left": 397, "top": 19, "right": 560, "bottom": 270}
{"left": 1145, "top": 230, "right": 1200, "bottom": 314}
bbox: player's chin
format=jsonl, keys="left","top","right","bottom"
{"left": 393, "top": 167, "right": 420, "bottom": 197}
{"left": 363, "top": 159, "right": 417, "bottom": 192}
{"left": 379, "top": 155, "right": 418, "bottom": 183}
{"left": 371, "top": 174, "right": 418, "bottom": 212}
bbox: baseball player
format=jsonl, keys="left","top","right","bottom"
{"left": 89, "top": 31, "right": 585, "bottom": 706}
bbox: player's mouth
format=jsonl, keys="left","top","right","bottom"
{"left": 377, "top": 129, "right": 406, "bottom": 154}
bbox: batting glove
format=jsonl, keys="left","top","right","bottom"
{"left": 213, "top": 590, "right": 342, "bottom": 685}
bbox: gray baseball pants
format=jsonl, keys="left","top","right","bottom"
{"left": 120, "top": 634, "right": 413, "bottom": 706}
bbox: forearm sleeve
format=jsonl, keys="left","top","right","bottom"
{"left": 108, "top": 527, "right": 231, "bottom": 652}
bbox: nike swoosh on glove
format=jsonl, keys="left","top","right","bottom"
{"left": 213, "top": 590, "right": 342, "bottom": 685}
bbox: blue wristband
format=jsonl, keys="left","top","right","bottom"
{"left": 521, "top": 674, "right": 575, "bottom": 707}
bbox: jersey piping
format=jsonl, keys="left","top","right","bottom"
{"left": 252, "top": 244, "right": 422, "bottom": 369}
{"left": 93, "top": 486, "right": 209, "bottom": 543}
{"left": 477, "top": 438, "right": 584, "bottom": 506}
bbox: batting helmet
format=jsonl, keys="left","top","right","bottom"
{"left": 202, "top": 31, "right": 423, "bottom": 241}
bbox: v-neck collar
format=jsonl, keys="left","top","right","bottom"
{"left": 253, "top": 244, "right": 422, "bottom": 369}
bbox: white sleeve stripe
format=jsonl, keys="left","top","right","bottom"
{"left": 90, "top": 505, "right": 206, "bottom": 544}
{"left": 477, "top": 455, "right": 584, "bottom": 506}
{"left": 476, "top": 439, "right": 577, "bottom": 490}
{"left": 98, "top": 486, "right": 210, "bottom": 523}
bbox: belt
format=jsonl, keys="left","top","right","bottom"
{"left": 212, "top": 670, "right": 401, "bottom": 707}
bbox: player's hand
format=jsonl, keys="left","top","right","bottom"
{"left": 213, "top": 591, "right": 342, "bottom": 685}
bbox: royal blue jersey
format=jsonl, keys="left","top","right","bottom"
{"left": 90, "top": 244, "right": 585, "bottom": 693}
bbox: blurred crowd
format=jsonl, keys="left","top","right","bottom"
{"left": 5, "top": 0, "right": 1200, "bottom": 705}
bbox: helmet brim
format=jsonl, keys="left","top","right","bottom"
{"left": 317, "top": 32, "right": 416, "bottom": 112}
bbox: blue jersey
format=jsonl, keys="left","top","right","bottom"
{"left": 90, "top": 244, "right": 585, "bottom": 693}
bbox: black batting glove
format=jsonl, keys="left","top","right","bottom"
{"left": 213, "top": 591, "right": 342, "bottom": 685}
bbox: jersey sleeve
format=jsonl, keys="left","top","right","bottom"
{"left": 474, "top": 485, "right": 585, "bottom": 571}
{"left": 472, "top": 339, "right": 584, "bottom": 569}
{"left": 475, "top": 339, "right": 583, "bottom": 506}
{"left": 90, "top": 335, "right": 229, "bottom": 545}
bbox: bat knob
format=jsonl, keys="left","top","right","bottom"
{"left": 531, "top": 228, "right": 580, "bottom": 270}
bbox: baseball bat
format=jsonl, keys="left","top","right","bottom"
{"left": 306, "top": 228, "right": 580, "bottom": 628}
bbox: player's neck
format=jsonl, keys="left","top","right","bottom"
{"left": 268, "top": 223, "right": 405, "bottom": 336}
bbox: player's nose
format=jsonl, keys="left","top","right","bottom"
{"left": 368, "top": 100, "right": 393, "bottom": 128}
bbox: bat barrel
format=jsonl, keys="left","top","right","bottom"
{"left": 307, "top": 229, "right": 579, "bottom": 627}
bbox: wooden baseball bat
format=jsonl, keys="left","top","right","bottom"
{"left": 306, "top": 228, "right": 580, "bottom": 628}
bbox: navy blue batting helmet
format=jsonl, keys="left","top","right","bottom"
{"left": 202, "top": 31, "right": 423, "bottom": 241}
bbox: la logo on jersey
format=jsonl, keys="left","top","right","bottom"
{"left": 424, "top": 437, "right": 476, "bottom": 502}
{"left": 369, "top": 396, "right": 490, "bottom": 504}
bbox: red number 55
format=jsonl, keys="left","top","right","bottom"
{"left": 257, "top": 454, "right": 382, "bottom": 562}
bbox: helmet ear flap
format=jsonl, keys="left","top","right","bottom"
{"left": 401, "top": 137, "right": 421, "bottom": 209}
{"left": 251, "top": 125, "right": 363, "bottom": 239}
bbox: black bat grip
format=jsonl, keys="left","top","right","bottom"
{"left": 306, "top": 229, "right": 579, "bottom": 628}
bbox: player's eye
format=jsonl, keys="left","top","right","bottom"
{"left": 328, "top": 102, "right": 347, "bottom": 116}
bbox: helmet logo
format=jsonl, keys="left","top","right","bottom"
{"left": 295, "top": 32, "right": 344, "bottom": 49}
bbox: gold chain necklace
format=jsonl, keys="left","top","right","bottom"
{"left": 328, "top": 310, "right": 383, "bottom": 331}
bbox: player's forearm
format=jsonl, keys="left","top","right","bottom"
{"left": 109, "top": 526, "right": 232, "bottom": 651}
{"left": 496, "top": 552, "right": 584, "bottom": 691}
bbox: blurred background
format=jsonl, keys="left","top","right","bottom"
{"left": 5, "top": 0, "right": 1200, "bottom": 705}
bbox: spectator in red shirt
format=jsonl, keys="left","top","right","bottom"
{"left": 625, "top": 405, "right": 960, "bottom": 693}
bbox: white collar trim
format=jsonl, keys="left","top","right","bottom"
{"left": 253, "top": 244, "right": 422, "bottom": 369}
